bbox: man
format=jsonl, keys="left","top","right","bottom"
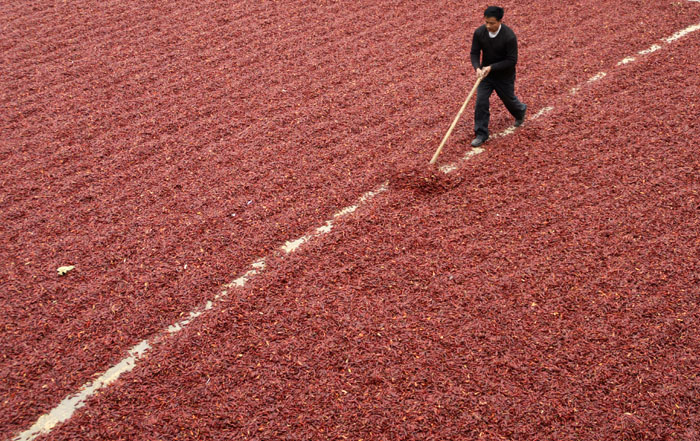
{"left": 470, "top": 6, "right": 527, "bottom": 147}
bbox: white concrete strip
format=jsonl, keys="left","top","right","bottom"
{"left": 315, "top": 220, "right": 333, "bottom": 234}
{"left": 439, "top": 163, "right": 458, "bottom": 173}
{"left": 167, "top": 309, "right": 204, "bottom": 334}
{"left": 571, "top": 71, "right": 606, "bottom": 94}
{"left": 615, "top": 22, "right": 700, "bottom": 66}
{"left": 495, "top": 126, "right": 516, "bottom": 138}
{"left": 532, "top": 106, "right": 555, "bottom": 119}
{"left": 574, "top": 22, "right": 700, "bottom": 91}
{"left": 570, "top": 72, "right": 605, "bottom": 94}
{"left": 281, "top": 184, "right": 388, "bottom": 253}
{"left": 617, "top": 56, "right": 636, "bottom": 65}
{"left": 639, "top": 44, "right": 662, "bottom": 55}
{"left": 587, "top": 72, "right": 607, "bottom": 83}
{"left": 334, "top": 205, "right": 359, "bottom": 218}
{"left": 663, "top": 23, "right": 700, "bottom": 42}
{"left": 489, "top": 106, "right": 548, "bottom": 140}
{"left": 282, "top": 236, "right": 310, "bottom": 254}
{"left": 13, "top": 341, "right": 150, "bottom": 441}
{"left": 464, "top": 146, "right": 485, "bottom": 157}
{"left": 225, "top": 264, "right": 262, "bottom": 289}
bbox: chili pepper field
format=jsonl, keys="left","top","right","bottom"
{"left": 2, "top": 0, "right": 700, "bottom": 440}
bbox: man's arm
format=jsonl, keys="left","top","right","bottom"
{"left": 470, "top": 30, "right": 482, "bottom": 71}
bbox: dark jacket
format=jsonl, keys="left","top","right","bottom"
{"left": 470, "top": 23, "right": 518, "bottom": 79}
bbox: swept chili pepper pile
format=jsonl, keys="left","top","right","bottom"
{"left": 387, "top": 162, "right": 464, "bottom": 195}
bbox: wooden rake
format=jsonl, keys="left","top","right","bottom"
{"left": 429, "top": 76, "right": 483, "bottom": 164}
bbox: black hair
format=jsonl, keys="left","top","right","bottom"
{"left": 484, "top": 6, "right": 504, "bottom": 21}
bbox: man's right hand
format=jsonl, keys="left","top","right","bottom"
{"left": 476, "top": 66, "right": 491, "bottom": 78}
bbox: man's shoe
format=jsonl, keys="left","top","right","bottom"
{"left": 514, "top": 108, "right": 526, "bottom": 127}
{"left": 471, "top": 136, "right": 487, "bottom": 147}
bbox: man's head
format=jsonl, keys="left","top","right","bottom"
{"left": 483, "top": 6, "right": 504, "bottom": 33}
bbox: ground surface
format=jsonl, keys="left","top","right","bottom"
{"left": 2, "top": 0, "right": 699, "bottom": 440}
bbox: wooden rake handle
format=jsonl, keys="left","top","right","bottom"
{"left": 429, "top": 76, "right": 483, "bottom": 164}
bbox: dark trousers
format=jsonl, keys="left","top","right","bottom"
{"left": 474, "top": 74, "right": 526, "bottom": 139}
